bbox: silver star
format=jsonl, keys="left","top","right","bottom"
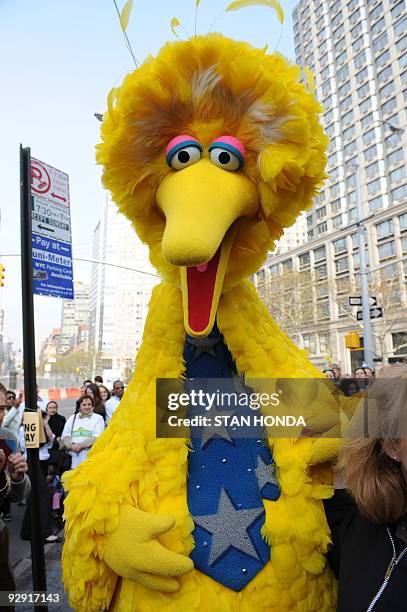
{"left": 255, "top": 455, "right": 279, "bottom": 490}
{"left": 186, "top": 335, "right": 222, "bottom": 360}
{"left": 200, "top": 410, "right": 235, "bottom": 448}
{"left": 193, "top": 488, "right": 264, "bottom": 565}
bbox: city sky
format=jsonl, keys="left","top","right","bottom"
{"left": 0, "top": 0, "right": 298, "bottom": 354}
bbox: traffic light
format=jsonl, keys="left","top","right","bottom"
{"left": 345, "top": 331, "right": 361, "bottom": 349}
{"left": 0, "top": 263, "right": 5, "bottom": 287}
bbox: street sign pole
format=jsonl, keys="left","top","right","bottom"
{"left": 354, "top": 167, "right": 375, "bottom": 369}
{"left": 20, "top": 145, "right": 48, "bottom": 605}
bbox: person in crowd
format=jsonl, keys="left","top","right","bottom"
{"left": 324, "top": 366, "right": 407, "bottom": 611}
{"left": 323, "top": 368, "right": 337, "bottom": 380}
{"left": 45, "top": 401, "right": 66, "bottom": 467}
{"left": 0, "top": 382, "right": 30, "bottom": 597}
{"left": 60, "top": 395, "right": 104, "bottom": 469}
{"left": 339, "top": 378, "right": 360, "bottom": 397}
{"left": 98, "top": 385, "right": 110, "bottom": 403}
{"left": 5, "top": 391, "right": 17, "bottom": 410}
{"left": 105, "top": 379, "right": 125, "bottom": 424}
{"left": 85, "top": 383, "right": 106, "bottom": 421}
{"left": 94, "top": 375, "right": 103, "bottom": 384}
{"left": 83, "top": 379, "right": 92, "bottom": 388}
{"left": 332, "top": 365, "right": 342, "bottom": 380}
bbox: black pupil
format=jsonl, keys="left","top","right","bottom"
{"left": 219, "top": 151, "right": 231, "bottom": 165}
{"left": 178, "top": 150, "right": 190, "bottom": 164}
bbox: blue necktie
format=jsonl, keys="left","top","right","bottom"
{"left": 184, "top": 325, "right": 280, "bottom": 592}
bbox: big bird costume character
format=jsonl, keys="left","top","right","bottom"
{"left": 63, "top": 8, "right": 340, "bottom": 611}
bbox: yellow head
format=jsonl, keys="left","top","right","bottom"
{"left": 97, "top": 34, "right": 327, "bottom": 336}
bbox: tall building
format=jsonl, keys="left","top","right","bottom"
{"left": 292, "top": 0, "right": 407, "bottom": 238}
{"left": 88, "top": 195, "right": 158, "bottom": 383}
{"left": 253, "top": 0, "right": 407, "bottom": 372}
{"left": 59, "top": 281, "right": 90, "bottom": 354}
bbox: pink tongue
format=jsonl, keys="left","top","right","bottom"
{"left": 196, "top": 262, "right": 208, "bottom": 272}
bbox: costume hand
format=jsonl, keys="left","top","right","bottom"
{"left": 7, "top": 453, "right": 28, "bottom": 482}
{"left": 104, "top": 504, "right": 194, "bottom": 592}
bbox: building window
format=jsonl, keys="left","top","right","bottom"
{"left": 317, "top": 222, "right": 328, "bottom": 235}
{"left": 369, "top": 4, "right": 382, "bottom": 21}
{"left": 317, "top": 283, "right": 329, "bottom": 298}
{"left": 331, "top": 183, "right": 341, "bottom": 198}
{"left": 352, "top": 36, "right": 365, "bottom": 54}
{"left": 369, "top": 195, "right": 383, "bottom": 211}
{"left": 357, "top": 82, "right": 370, "bottom": 99}
{"left": 382, "top": 97, "right": 397, "bottom": 115}
{"left": 354, "top": 50, "right": 367, "bottom": 68}
{"left": 392, "top": 332, "right": 407, "bottom": 356}
{"left": 388, "top": 148, "right": 404, "bottom": 166}
{"left": 367, "top": 178, "right": 381, "bottom": 194}
{"left": 338, "top": 81, "right": 351, "bottom": 98}
{"left": 399, "top": 51, "right": 407, "bottom": 69}
{"left": 376, "top": 219, "right": 393, "bottom": 239}
{"left": 376, "top": 49, "right": 390, "bottom": 67}
{"left": 336, "top": 50, "right": 347, "bottom": 66}
{"left": 397, "top": 35, "right": 407, "bottom": 54}
{"left": 314, "top": 245, "right": 326, "bottom": 261}
{"left": 377, "top": 65, "right": 392, "bottom": 84}
{"left": 386, "top": 131, "right": 403, "bottom": 149}
{"left": 317, "top": 301, "right": 330, "bottom": 320}
{"left": 390, "top": 166, "right": 407, "bottom": 183}
{"left": 269, "top": 264, "right": 279, "bottom": 276}
{"left": 373, "top": 32, "right": 388, "bottom": 53}
{"left": 394, "top": 15, "right": 407, "bottom": 38}
{"left": 355, "top": 66, "right": 369, "bottom": 83}
{"left": 392, "top": 184, "right": 407, "bottom": 201}
{"left": 351, "top": 21, "right": 363, "bottom": 38}
{"left": 353, "top": 250, "right": 369, "bottom": 267}
{"left": 333, "top": 214, "right": 344, "bottom": 228}
{"left": 337, "top": 66, "right": 349, "bottom": 83}
{"left": 303, "top": 334, "right": 317, "bottom": 354}
{"left": 399, "top": 212, "right": 407, "bottom": 230}
{"left": 343, "top": 125, "right": 355, "bottom": 141}
{"left": 362, "top": 128, "right": 376, "bottom": 146}
{"left": 364, "top": 144, "right": 378, "bottom": 162}
{"left": 319, "top": 333, "right": 330, "bottom": 353}
{"left": 401, "top": 69, "right": 407, "bottom": 86}
{"left": 361, "top": 112, "right": 374, "bottom": 129}
{"left": 360, "top": 97, "right": 372, "bottom": 114}
{"left": 335, "top": 257, "right": 349, "bottom": 273}
{"left": 299, "top": 252, "right": 310, "bottom": 267}
{"left": 342, "top": 109, "right": 354, "bottom": 125}
{"left": 332, "top": 199, "right": 342, "bottom": 214}
{"left": 257, "top": 269, "right": 265, "bottom": 283}
{"left": 335, "top": 37, "right": 346, "bottom": 55}
{"left": 349, "top": 207, "right": 357, "bottom": 221}
{"left": 378, "top": 241, "right": 396, "bottom": 259}
{"left": 316, "top": 206, "right": 327, "bottom": 219}
{"left": 401, "top": 236, "right": 407, "bottom": 253}
{"left": 315, "top": 264, "right": 327, "bottom": 279}
{"left": 372, "top": 17, "right": 385, "bottom": 35}
{"left": 344, "top": 141, "right": 357, "bottom": 157}
{"left": 281, "top": 259, "right": 293, "bottom": 272}
{"left": 380, "top": 81, "right": 396, "bottom": 99}
{"left": 333, "top": 238, "right": 347, "bottom": 254}
{"left": 349, "top": 7, "right": 361, "bottom": 25}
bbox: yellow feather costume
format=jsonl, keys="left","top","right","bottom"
{"left": 62, "top": 35, "right": 339, "bottom": 611}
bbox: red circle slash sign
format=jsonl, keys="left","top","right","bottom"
{"left": 31, "top": 161, "right": 51, "bottom": 194}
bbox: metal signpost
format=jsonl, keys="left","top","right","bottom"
{"left": 20, "top": 147, "right": 73, "bottom": 608}
{"left": 30, "top": 157, "right": 74, "bottom": 299}
{"left": 20, "top": 146, "right": 48, "bottom": 608}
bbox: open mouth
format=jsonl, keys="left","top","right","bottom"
{"left": 180, "top": 232, "right": 234, "bottom": 338}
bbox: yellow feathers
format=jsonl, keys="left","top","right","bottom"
{"left": 226, "top": 0, "right": 284, "bottom": 24}
{"left": 97, "top": 34, "right": 327, "bottom": 285}
{"left": 170, "top": 17, "right": 181, "bottom": 37}
{"left": 119, "top": 0, "right": 133, "bottom": 32}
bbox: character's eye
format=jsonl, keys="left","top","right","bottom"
{"left": 209, "top": 147, "right": 241, "bottom": 171}
{"left": 169, "top": 146, "right": 202, "bottom": 170}
{"left": 208, "top": 136, "right": 245, "bottom": 171}
{"left": 166, "top": 135, "right": 203, "bottom": 171}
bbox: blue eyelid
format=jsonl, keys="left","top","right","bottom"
{"left": 166, "top": 140, "right": 203, "bottom": 165}
{"left": 208, "top": 141, "right": 244, "bottom": 167}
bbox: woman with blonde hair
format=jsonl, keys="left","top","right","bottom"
{"left": 325, "top": 366, "right": 407, "bottom": 611}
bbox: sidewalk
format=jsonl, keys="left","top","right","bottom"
{"left": 14, "top": 541, "right": 72, "bottom": 611}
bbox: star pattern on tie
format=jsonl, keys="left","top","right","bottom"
{"left": 200, "top": 410, "right": 235, "bottom": 448}
{"left": 193, "top": 488, "right": 264, "bottom": 566}
{"left": 255, "top": 454, "right": 279, "bottom": 490}
{"left": 186, "top": 335, "right": 222, "bottom": 360}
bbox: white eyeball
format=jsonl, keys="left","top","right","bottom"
{"left": 169, "top": 146, "right": 202, "bottom": 171}
{"left": 210, "top": 147, "right": 241, "bottom": 171}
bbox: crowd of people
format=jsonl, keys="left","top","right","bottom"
{"left": 0, "top": 377, "right": 125, "bottom": 532}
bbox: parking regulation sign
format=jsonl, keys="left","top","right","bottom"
{"left": 30, "top": 158, "right": 74, "bottom": 299}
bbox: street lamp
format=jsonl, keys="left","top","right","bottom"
{"left": 345, "top": 119, "right": 405, "bottom": 369}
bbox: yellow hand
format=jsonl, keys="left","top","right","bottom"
{"left": 103, "top": 505, "right": 194, "bottom": 592}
